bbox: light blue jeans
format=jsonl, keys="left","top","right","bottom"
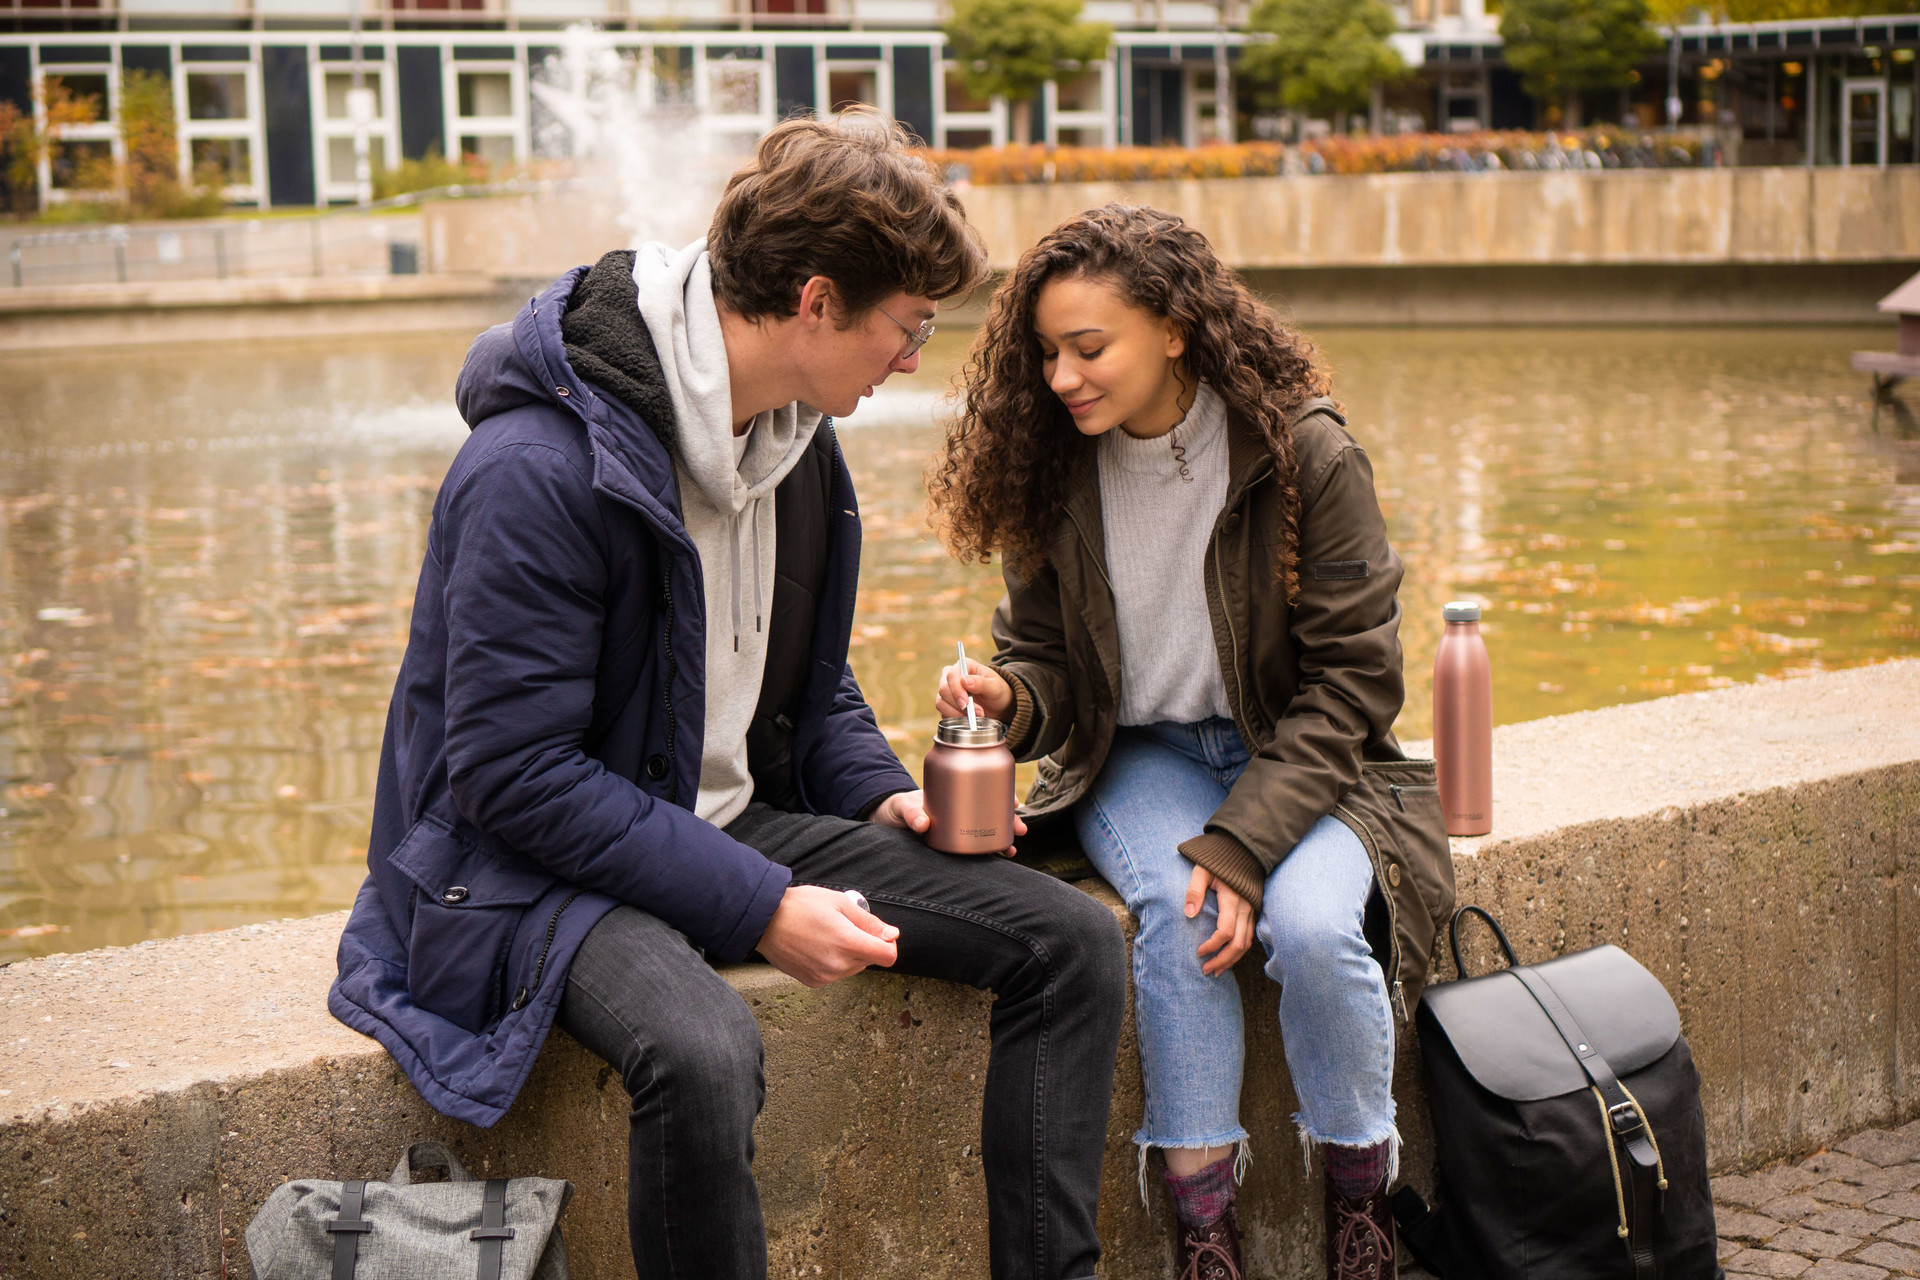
{"left": 1074, "top": 719, "right": 1397, "bottom": 1173}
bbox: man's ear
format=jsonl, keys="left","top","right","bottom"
{"left": 797, "top": 275, "right": 837, "bottom": 329}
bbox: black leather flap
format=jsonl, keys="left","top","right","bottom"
{"left": 1420, "top": 944, "right": 1680, "bottom": 1101}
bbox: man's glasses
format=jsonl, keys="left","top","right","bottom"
{"left": 876, "top": 306, "right": 936, "bottom": 360}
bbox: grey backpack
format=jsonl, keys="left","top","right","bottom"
{"left": 245, "top": 1141, "right": 571, "bottom": 1280}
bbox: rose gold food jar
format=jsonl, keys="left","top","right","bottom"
{"left": 922, "top": 718, "right": 1016, "bottom": 855}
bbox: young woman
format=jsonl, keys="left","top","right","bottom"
{"left": 927, "top": 205, "right": 1452, "bottom": 1280}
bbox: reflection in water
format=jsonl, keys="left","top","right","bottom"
{"left": 2, "top": 326, "right": 1915, "bottom": 959}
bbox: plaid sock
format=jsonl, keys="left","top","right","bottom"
{"left": 1163, "top": 1156, "right": 1237, "bottom": 1227}
{"left": 1323, "top": 1139, "right": 1392, "bottom": 1198}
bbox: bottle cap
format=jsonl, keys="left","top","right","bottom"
{"left": 935, "top": 717, "right": 1007, "bottom": 747}
{"left": 1443, "top": 601, "right": 1482, "bottom": 622}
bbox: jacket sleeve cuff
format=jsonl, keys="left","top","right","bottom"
{"left": 1002, "top": 668, "right": 1040, "bottom": 758}
{"left": 716, "top": 859, "right": 793, "bottom": 963}
{"left": 853, "top": 788, "right": 910, "bottom": 822}
{"left": 1176, "top": 831, "right": 1267, "bottom": 911}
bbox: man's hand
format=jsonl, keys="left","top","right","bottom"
{"left": 1186, "top": 864, "right": 1255, "bottom": 977}
{"left": 936, "top": 658, "right": 1015, "bottom": 722}
{"left": 870, "top": 789, "right": 1028, "bottom": 857}
{"left": 757, "top": 885, "right": 900, "bottom": 988}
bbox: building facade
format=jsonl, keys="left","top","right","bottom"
{"left": 1, "top": 0, "right": 1914, "bottom": 209}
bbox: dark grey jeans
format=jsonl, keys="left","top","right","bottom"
{"left": 556, "top": 803, "right": 1127, "bottom": 1280}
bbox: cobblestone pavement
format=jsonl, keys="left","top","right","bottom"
{"left": 1711, "top": 1119, "right": 1920, "bottom": 1279}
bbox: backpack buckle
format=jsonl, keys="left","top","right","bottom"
{"left": 1607, "top": 1101, "right": 1644, "bottom": 1135}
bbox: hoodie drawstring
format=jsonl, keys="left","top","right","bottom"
{"left": 751, "top": 497, "right": 764, "bottom": 638}
{"left": 728, "top": 498, "right": 767, "bottom": 653}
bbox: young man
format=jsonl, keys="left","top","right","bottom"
{"left": 329, "top": 113, "right": 1127, "bottom": 1280}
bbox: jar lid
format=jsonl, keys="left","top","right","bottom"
{"left": 935, "top": 717, "right": 1007, "bottom": 747}
{"left": 1443, "top": 601, "right": 1482, "bottom": 622}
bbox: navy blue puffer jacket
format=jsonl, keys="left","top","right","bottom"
{"left": 329, "top": 268, "right": 913, "bottom": 1127}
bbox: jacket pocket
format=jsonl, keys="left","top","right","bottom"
{"left": 391, "top": 816, "right": 557, "bottom": 1034}
{"left": 1334, "top": 760, "right": 1456, "bottom": 1004}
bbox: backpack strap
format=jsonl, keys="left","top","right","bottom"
{"left": 471, "top": 1178, "right": 515, "bottom": 1280}
{"left": 1508, "top": 966, "right": 1661, "bottom": 1280}
{"left": 324, "top": 1180, "right": 371, "bottom": 1280}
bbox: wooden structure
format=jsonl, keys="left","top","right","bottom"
{"left": 1853, "top": 271, "right": 1920, "bottom": 432}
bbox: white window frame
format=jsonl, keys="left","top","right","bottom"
{"left": 937, "top": 60, "right": 1006, "bottom": 148}
{"left": 311, "top": 55, "right": 401, "bottom": 203}
{"left": 36, "top": 58, "right": 121, "bottom": 207}
{"left": 697, "top": 46, "right": 775, "bottom": 139}
{"left": 445, "top": 55, "right": 527, "bottom": 166}
{"left": 177, "top": 56, "right": 264, "bottom": 203}
{"left": 1043, "top": 60, "right": 1114, "bottom": 146}
{"left": 817, "top": 56, "right": 891, "bottom": 122}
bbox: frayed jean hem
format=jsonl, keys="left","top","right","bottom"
{"left": 1135, "top": 1133, "right": 1253, "bottom": 1206}
{"left": 1294, "top": 1120, "right": 1403, "bottom": 1188}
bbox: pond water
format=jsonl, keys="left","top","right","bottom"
{"left": 2, "top": 324, "right": 1915, "bottom": 960}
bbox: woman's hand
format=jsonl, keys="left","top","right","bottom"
{"left": 936, "top": 658, "right": 1015, "bottom": 722}
{"left": 1186, "top": 864, "right": 1255, "bottom": 977}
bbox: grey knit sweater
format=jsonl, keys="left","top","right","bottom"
{"left": 1097, "top": 381, "right": 1232, "bottom": 727}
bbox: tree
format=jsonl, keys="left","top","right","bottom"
{"left": 943, "top": 0, "right": 1111, "bottom": 147}
{"left": 1499, "top": 0, "right": 1665, "bottom": 127}
{"left": 1241, "top": 0, "right": 1405, "bottom": 130}
{"left": 0, "top": 77, "right": 97, "bottom": 216}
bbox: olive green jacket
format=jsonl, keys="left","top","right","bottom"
{"left": 990, "top": 398, "right": 1456, "bottom": 1009}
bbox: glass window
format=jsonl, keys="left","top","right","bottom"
{"left": 944, "top": 127, "right": 992, "bottom": 149}
{"left": 709, "top": 62, "right": 761, "bottom": 114}
{"left": 827, "top": 67, "right": 878, "bottom": 113}
{"left": 653, "top": 47, "right": 694, "bottom": 107}
{"left": 1055, "top": 70, "right": 1101, "bottom": 112}
{"left": 190, "top": 136, "right": 250, "bottom": 184}
{"left": 459, "top": 134, "right": 514, "bottom": 164}
{"left": 327, "top": 135, "right": 386, "bottom": 183}
{"left": 45, "top": 73, "right": 110, "bottom": 123}
{"left": 324, "top": 72, "right": 384, "bottom": 121}
{"left": 1055, "top": 125, "right": 1098, "bottom": 146}
{"left": 944, "top": 70, "right": 990, "bottom": 113}
{"left": 187, "top": 73, "right": 248, "bottom": 121}
{"left": 49, "top": 138, "right": 112, "bottom": 188}
{"left": 457, "top": 72, "right": 513, "bottom": 119}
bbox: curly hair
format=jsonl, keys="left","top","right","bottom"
{"left": 927, "top": 203, "right": 1329, "bottom": 601}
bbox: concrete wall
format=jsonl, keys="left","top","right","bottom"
{"left": 956, "top": 167, "right": 1920, "bottom": 272}
{"left": 419, "top": 168, "right": 1920, "bottom": 326}
{"left": 1, "top": 661, "right": 1916, "bottom": 1278}
{"left": 0, "top": 276, "right": 521, "bottom": 350}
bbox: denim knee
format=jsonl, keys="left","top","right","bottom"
{"left": 1046, "top": 887, "right": 1129, "bottom": 1013}
{"left": 628, "top": 993, "right": 763, "bottom": 1134}
{"left": 1261, "top": 896, "right": 1365, "bottom": 982}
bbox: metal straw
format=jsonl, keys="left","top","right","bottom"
{"left": 957, "top": 641, "right": 978, "bottom": 730}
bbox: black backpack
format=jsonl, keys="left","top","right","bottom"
{"left": 1395, "top": 906, "right": 1723, "bottom": 1280}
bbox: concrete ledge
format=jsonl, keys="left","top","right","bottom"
{"left": 0, "top": 274, "right": 521, "bottom": 349}
{"left": 1, "top": 662, "right": 1916, "bottom": 1278}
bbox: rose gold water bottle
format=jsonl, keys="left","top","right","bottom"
{"left": 922, "top": 718, "right": 1016, "bottom": 855}
{"left": 1433, "top": 601, "right": 1493, "bottom": 837}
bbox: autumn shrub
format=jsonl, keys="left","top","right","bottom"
{"left": 920, "top": 128, "right": 1713, "bottom": 184}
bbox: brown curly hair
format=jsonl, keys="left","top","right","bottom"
{"left": 927, "top": 204, "right": 1329, "bottom": 600}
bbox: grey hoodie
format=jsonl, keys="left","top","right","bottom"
{"left": 633, "top": 239, "right": 821, "bottom": 828}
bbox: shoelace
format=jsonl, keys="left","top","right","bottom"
{"left": 1179, "top": 1233, "right": 1241, "bottom": 1280}
{"left": 1332, "top": 1195, "right": 1394, "bottom": 1280}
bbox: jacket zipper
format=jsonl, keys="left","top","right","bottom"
{"left": 510, "top": 890, "right": 582, "bottom": 1012}
{"left": 1335, "top": 799, "right": 1408, "bottom": 1021}
{"left": 660, "top": 577, "right": 679, "bottom": 806}
{"left": 1389, "top": 782, "right": 1439, "bottom": 811}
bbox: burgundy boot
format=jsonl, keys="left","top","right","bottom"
{"left": 1324, "top": 1178, "right": 1396, "bottom": 1280}
{"left": 1179, "top": 1202, "right": 1244, "bottom": 1280}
